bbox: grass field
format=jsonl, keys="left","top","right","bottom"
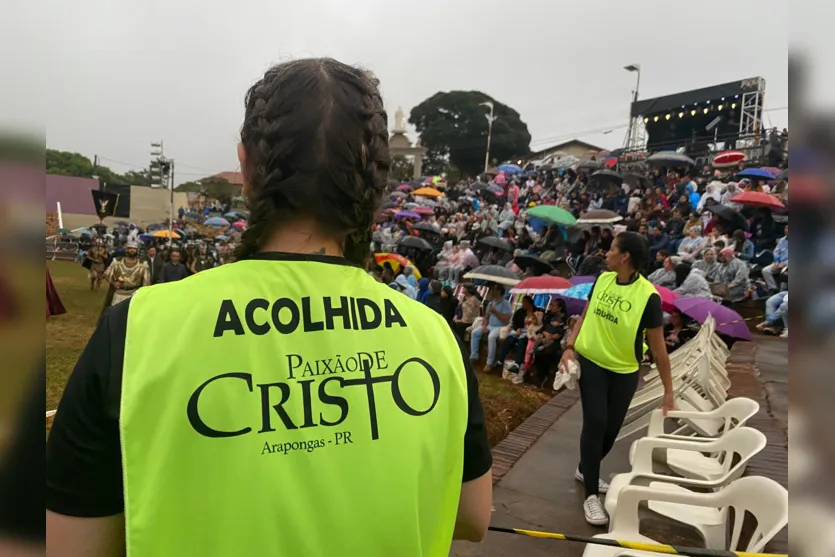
{"left": 45, "top": 260, "right": 552, "bottom": 445}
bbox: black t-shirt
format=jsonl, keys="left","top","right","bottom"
{"left": 586, "top": 274, "right": 664, "bottom": 366}
{"left": 46, "top": 281, "right": 493, "bottom": 517}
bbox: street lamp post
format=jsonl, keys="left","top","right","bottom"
{"left": 480, "top": 101, "right": 496, "bottom": 174}
{"left": 623, "top": 63, "right": 643, "bottom": 151}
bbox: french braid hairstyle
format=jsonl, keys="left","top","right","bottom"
{"left": 235, "top": 58, "right": 390, "bottom": 266}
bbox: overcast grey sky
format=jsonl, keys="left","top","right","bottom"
{"left": 5, "top": 0, "right": 790, "bottom": 183}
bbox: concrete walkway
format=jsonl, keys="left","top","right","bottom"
{"left": 452, "top": 335, "right": 789, "bottom": 556}
{"left": 452, "top": 399, "right": 700, "bottom": 557}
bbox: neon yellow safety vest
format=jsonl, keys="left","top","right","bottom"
{"left": 120, "top": 256, "right": 469, "bottom": 557}
{"left": 575, "top": 271, "right": 657, "bottom": 373}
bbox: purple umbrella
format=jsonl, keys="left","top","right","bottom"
{"left": 569, "top": 275, "right": 597, "bottom": 285}
{"left": 394, "top": 211, "right": 421, "bottom": 220}
{"left": 553, "top": 294, "right": 587, "bottom": 317}
{"left": 673, "top": 297, "right": 752, "bottom": 341}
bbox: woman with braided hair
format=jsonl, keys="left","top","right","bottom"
{"left": 47, "top": 58, "right": 493, "bottom": 557}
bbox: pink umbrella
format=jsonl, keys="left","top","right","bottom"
{"left": 396, "top": 184, "right": 411, "bottom": 192}
{"left": 654, "top": 285, "right": 679, "bottom": 313}
{"left": 413, "top": 206, "right": 434, "bottom": 216}
{"left": 232, "top": 221, "right": 247, "bottom": 229}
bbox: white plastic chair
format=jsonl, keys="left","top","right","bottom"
{"left": 582, "top": 476, "right": 788, "bottom": 557}
{"left": 605, "top": 428, "right": 767, "bottom": 549}
{"left": 627, "top": 398, "right": 760, "bottom": 471}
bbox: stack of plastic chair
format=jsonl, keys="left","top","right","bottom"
{"left": 604, "top": 428, "right": 768, "bottom": 549}
{"left": 582, "top": 476, "right": 788, "bottom": 557}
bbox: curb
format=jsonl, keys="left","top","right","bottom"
{"left": 490, "top": 389, "right": 581, "bottom": 485}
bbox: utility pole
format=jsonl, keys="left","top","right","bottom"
{"left": 480, "top": 101, "right": 496, "bottom": 174}
{"left": 150, "top": 141, "right": 175, "bottom": 246}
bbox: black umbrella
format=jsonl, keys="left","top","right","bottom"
{"left": 513, "top": 255, "right": 554, "bottom": 276}
{"left": 470, "top": 182, "right": 488, "bottom": 191}
{"left": 463, "top": 265, "right": 521, "bottom": 286}
{"left": 478, "top": 237, "right": 513, "bottom": 252}
{"left": 705, "top": 204, "right": 747, "bottom": 231}
{"left": 622, "top": 173, "right": 652, "bottom": 190}
{"left": 412, "top": 222, "right": 440, "bottom": 233}
{"left": 589, "top": 169, "right": 623, "bottom": 188}
{"left": 397, "top": 236, "right": 433, "bottom": 250}
{"left": 538, "top": 163, "right": 554, "bottom": 172}
{"left": 577, "top": 160, "right": 600, "bottom": 170}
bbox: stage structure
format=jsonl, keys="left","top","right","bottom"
{"left": 621, "top": 77, "right": 767, "bottom": 165}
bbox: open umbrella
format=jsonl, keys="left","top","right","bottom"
{"left": 204, "top": 217, "right": 231, "bottom": 227}
{"left": 561, "top": 282, "right": 592, "bottom": 301}
{"left": 590, "top": 169, "right": 623, "bottom": 186}
{"left": 483, "top": 168, "right": 499, "bottom": 177}
{"left": 674, "top": 297, "right": 751, "bottom": 340}
{"left": 647, "top": 151, "right": 695, "bottom": 166}
{"left": 760, "top": 166, "right": 781, "bottom": 177}
{"left": 576, "top": 160, "right": 600, "bottom": 171}
{"left": 569, "top": 275, "right": 597, "bottom": 285}
{"left": 513, "top": 255, "right": 556, "bottom": 276}
{"left": 712, "top": 150, "right": 747, "bottom": 168}
{"left": 412, "top": 187, "right": 444, "bottom": 197}
{"left": 525, "top": 205, "right": 577, "bottom": 226}
{"left": 704, "top": 205, "right": 747, "bottom": 231}
{"left": 554, "top": 156, "right": 580, "bottom": 169}
{"left": 223, "top": 212, "right": 241, "bottom": 220}
{"left": 736, "top": 168, "right": 776, "bottom": 181}
{"left": 478, "top": 237, "right": 513, "bottom": 252}
{"left": 654, "top": 285, "right": 679, "bottom": 313}
{"left": 173, "top": 228, "right": 187, "bottom": 238}
{"left": 622, "top": 173, "right": 652, "bottom": 190}
{"left": 394, "top": 211, "right": 421, "bottom": 220}
{"left": 397, "top": 236, "right": 433, "bottom": 250}
{"left": 153, "top": 230, "right": 181, "bottom": 239}
{"left": 731, "top": 191, "right": 785, "bottom": 210}
{"left": 470, "top": 182, "right": 488, "bottom": 191}
{"left": 577, "top": 209, "right": 623, "bottom": 224}
{"left": 497, "top": 164, "right": 522, "bottom": 175}
{"left": 76, "top": 228, "right": 93, "bottom": 236}
{"left": 510, "top": 276, "right": 572, "bottom": 294}
{"left": 114, "top": 220, "right": 131, "bottom": 227}
{"left": 374, "top": 252, "right": 421, "bottom": 278}
{"left": 538, "top": 163, "right": 554, "bottom": 172}
{"left": 146, "top": 223, "right": 165, "bottom": 231}
{"left": 232, "top": 221, "right": 247, "bottom": 229}
{"left": 412, "top": 222, "right": 439, "bottom": 233}
{"left": 463, "top": 265, "right": 521, "bottom": 286}
{"left": 139, "top": 234, "right": 154, "bottom": 242}
{"left": 413, "top": 206, "right": 435, "bottom": 216}
{"left": 777, "top": 168, "right": 788, "bottom": 181}
{"left": 396, "top": 184, "right": 411, "bottom": 192}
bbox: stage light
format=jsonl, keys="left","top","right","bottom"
{"left": 735, "top": 95, "right": 739, "bottom": 99}
{"left": 718, "top": 104, "right": 724, "bottom": 110}
{"left": 693, "top": 103, "right": 698, "bottom": 106}
{"left": 681, "top": 105, "right": 685, "bottom": 109}
{"left": 678, "top": 112, "right": 684, "bottom": 118}
{"left": 644, "top": 117, "right": 649, "bottom": 123}
{"left": 665, "top": 114, "right": 671, "bottom": 120}
{"left": 731, "top": 103, "right": 736, "bottom": 109}
{"left": 721, "top": 97, "right": 725, "bottom": 101}
{"left": 690, "top": 110, "right": 696, "bottom": 116}
{"left": 703, "top": 108, "right": 709, "bottom": 114}
{"left": 653, "top": 116, "right": 659, "bottom": 122}
{"left": 706, "top": 100, "right": 710, "bottom": 104}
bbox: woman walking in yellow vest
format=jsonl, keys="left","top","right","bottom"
{"left": 46, "top": 58, "right": 493, "bottom": 557}
{"left": 559, "top": 231, "right": 675, "bottom": 527}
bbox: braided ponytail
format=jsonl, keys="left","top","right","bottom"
{"left": 235, "top": 58, "right": 389, "bottom": 267}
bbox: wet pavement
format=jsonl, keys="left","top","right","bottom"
{"left": 452, "top": 335, "right": 789, "bottom": 556}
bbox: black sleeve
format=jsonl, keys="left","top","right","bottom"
{"left": 46, "top": 300, "right": 129, "bottom": 517}
{"left": 454, "top": 336, "right": 493, "bottom": 482}
{"left": 640, "top": 293, "right": 664, "bottom": 330}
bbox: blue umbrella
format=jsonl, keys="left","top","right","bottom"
{"left": 204, "top": 217, "right": 231, "bottom": 227}
{"left": 736, "top": 168, "right": 777, "bottom": 180}
{"left": 223, "top": 212, "right": 241, "bottom": 219}
{"left": 76, "top": 228, "right": 92, "bottom": 236}
{"left": 173, "top": 228, "right": 187, "bottom": 238}
{"left": 497, "top": 164, "right": 522, "bottom": 175}
{"left": 139, "top": 234, "right": 154, "bottom": 243}
{"left": 522, "top": 170, "right": 537, "bottom": 178}
{"left": 561, "top": 282, "right": 593, "bottom": 300}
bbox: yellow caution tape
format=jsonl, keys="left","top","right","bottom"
{"left": 488, "top": 526, "right": 787, "bottom": 557}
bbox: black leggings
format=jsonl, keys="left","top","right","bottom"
{"left": 577, "top": 354, "right": 639, "bottom": 498}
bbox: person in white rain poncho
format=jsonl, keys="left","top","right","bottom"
{"left": 394, "top": 273, "right": 417, "bottom": 299}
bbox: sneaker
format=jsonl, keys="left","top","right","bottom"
{"left": 756, "top": 321, "right": 769, "bottom": 331}
{"left": 575, "top": 468, "right": 610, "bottom": 494}
{"left": 583, "top": 495, "right": 608, "bottom": 526}
{"left": 779, "top": 329, "right": 788, "bottom": 339}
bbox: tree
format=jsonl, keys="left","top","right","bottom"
{"left": 409, "top": 91, "right": 531, "bottom": 177}
{"left": 389, "top": 156, "right": 415, "bottom": 182}
{"left": 46, "top": 149, "right": 152, "bottom": 186}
